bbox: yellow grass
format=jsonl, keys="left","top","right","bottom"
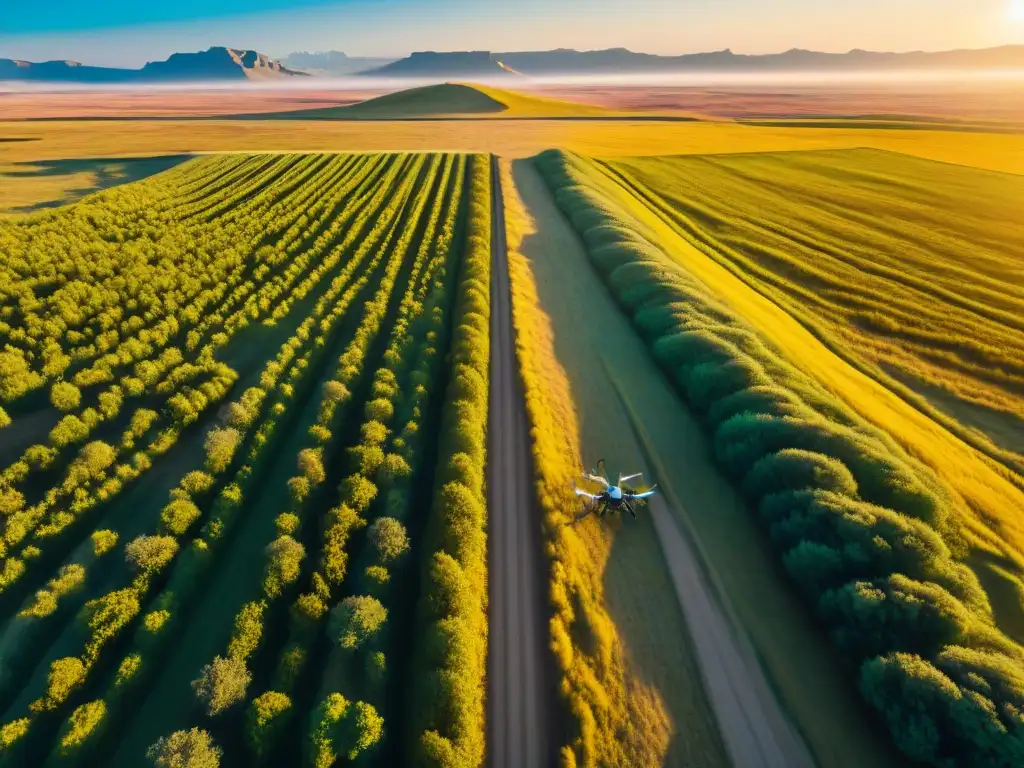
{"left": 0, "top": 164, "right": 97, "bottom": 216}
{"left": 500, "top": 158, "right": 680, "bottom": 767}
{"left": 3, "top": 119, "right": 1024, "bottom": 174}
{"left": 577, "top": 157, "right": 1024, "bottom": 573}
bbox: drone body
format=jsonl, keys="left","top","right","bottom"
{"left": 572, "top": 459, "right": 657, "bottom": 523}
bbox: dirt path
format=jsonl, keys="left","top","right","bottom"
{"left": 643, "top": 465, "right": 815, "bottom": 768}
{"left": 487, "top": 154, "right": 555, "bottom": 768}
{"left": 508, "top": 158, "right": 821, "bottom": 768}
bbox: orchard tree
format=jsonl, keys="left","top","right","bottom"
{"left": 329, "top": 596, "right": 387, "bottom": 650}
{"left": 192, "top": 656, "right": 251, "bottom": 717}
{"left": 204, "top": 427, "right": 241, "bottom": 474}
{"left": 51, "top": 381, "right": 82, "bottom": 411}
{"left": 125, "top": 535, "right": 178, "bottom": 573}
{"left": 263, "top": 536, "right": 305, "bottom": 598}
{"left": 368, "top": 518, "right": 409, "bottom": 563}
{"left": 147, "top": 728, "right": 222, "bottom": 768}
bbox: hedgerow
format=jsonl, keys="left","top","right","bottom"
{"left": 409, "top": 153, "right": 490, "bottom": 767}
{"left": 535, "top": 148, "right": 1024, "bottom": 767}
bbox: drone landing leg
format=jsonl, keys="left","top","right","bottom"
{"left": 624, "top": 500, "right": 636, "bottom": 519}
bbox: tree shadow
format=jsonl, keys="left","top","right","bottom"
{"left": 2, "top": 154, "right": 191, "bottom": 213}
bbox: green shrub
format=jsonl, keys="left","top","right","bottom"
{"left": 275, "top": 512, "right": 300, "bottom": 537}
{"left": 160, "top": 498, "right": 202, "bottom": 536}
{"left": 38, "top": 656, "right": 85, "bottom": 711}
{"left": 369, "top": 517, "right": 410, "bottom": 563}
{"left": 204, "top": 427, "right": 241, "bottom": 474}
{"left": 58, "top": 699, "right": 106, "bottom": 756}
{"left": 192, "top": 656, "right": 251, "bottom": 716}
{"left": 245, "top": 691, "right": 292, "bottom": 761}
{"left": 50, "top": 381, "right": 82, "bottom": 411}
{"left": 92, "top": 529, "right": 119, "bottom": 556}
{"left": 228, "top": 601, "right": 266, "bottom": 663}
{"left": 263, "top": 536, "right": 305, "bottom": 599}
{"left": 147, "top": 728, "right": 222, "bottom": 768}
{"left": 125, "top": 535, "right": 178, "bottom": 573}
{"left": 330, "top": 595, "right": 387, "bottom": 650}
{"left": 742, "top": 449, "right": 858, "bottom": 500}
{"left": 308, "top": 694, "right": 383, "bottom": 768}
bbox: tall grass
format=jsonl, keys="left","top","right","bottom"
{"left": 598, "top": 149, "right": 1024, "bottom": 476}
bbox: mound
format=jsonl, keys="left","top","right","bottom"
{"left": 258, "top": 82, "right": 612, "bottom": 120}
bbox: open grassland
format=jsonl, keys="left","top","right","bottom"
{"left": 536, "top": 148, "right": 1024, "bottom": 767}
{"left": 598, "top": 149, "right": 1024, "bottom": 475}
{"left": 0, "top": 151, "right": 492, "bottom": 767}
{"left": 4, "top": 117, "right": 1024, "bottom": 175}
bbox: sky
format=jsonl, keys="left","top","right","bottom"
{"left": 1, "top": 0, "right": 1023, "bottom": 68}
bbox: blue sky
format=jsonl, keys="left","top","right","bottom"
{"left": 2, "top": 0, "right": 1021, "bottom": 68}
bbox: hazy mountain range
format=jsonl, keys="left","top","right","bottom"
{"left": 0, "top": 47, "right": 306, "bottom": 82}
{"left": 363, "top": 45, "right": 1024, "bottom": 78}
{"left": 282, "top": 51, "right": 397, "bottom": 75}
{"left": 2, "top": 44, "right": 1022, "bottom": 83}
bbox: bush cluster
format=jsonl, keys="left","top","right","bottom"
{"left": 410, "top": 154, "right": 491, "bottom": 767}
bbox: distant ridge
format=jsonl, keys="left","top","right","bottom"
{"left": 0, "top": 47, "right": 307, "bottom": 83}
{"left": 282, "top": 50, "right": 398, "bottom": 75}
{"left": 360, "top": 44, "right": 1024, "bottom": 78}
{"left": 5, "top": 44, "right": 1022, "bottom": 83}
{"left": 360, "top": 51, "right": 519, "bottom": 78}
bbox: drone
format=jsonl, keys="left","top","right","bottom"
{"left": 572, "top": 459, "right": 657, "bottom": 523}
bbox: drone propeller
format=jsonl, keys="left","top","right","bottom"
{"left": 573, "top": 487, "right": 599, "bottom": 500}
{"left": 631, "top": 484, "right": 658, "bottom": 500}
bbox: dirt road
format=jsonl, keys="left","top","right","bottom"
{"left": 487, "top": 154, "right": 555, "bottom": 768}
{"left": 507, "top": 158, "right": 818, "bottom": 768}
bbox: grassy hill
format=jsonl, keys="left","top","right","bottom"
{"left": 257, "top": 82, "right": 614, "bottom": 120}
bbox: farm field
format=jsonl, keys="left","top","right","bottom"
{"left": 1, "top": 76, "right": 1023, "bottom": 768}
{"left": 0, "top": 151, "right": 492, "bottom": 767}
{"left": 596, "top": 150, "right": 1024, "bottom": 476}
{"left": 535, "top": 147, "right": 1024, "bottom": 767}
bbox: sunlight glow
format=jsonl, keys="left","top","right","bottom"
{"left": 1011, "top": 0, "right": 1024, "bottom": 20}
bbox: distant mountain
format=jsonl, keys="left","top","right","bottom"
{"left": 0, "top": 59, "right": 137, "bottom": 82}
{"left": 283, "top": 50, "right": 397, "bottom": 75}
{"left": 358, "top": 45, "right": 1024, "bottom": 78}
{"left": 0, "top": 47, "right": 306, "bottom": 82}
{"left": 359, "top": 51, "right": 521, "bottom": 78}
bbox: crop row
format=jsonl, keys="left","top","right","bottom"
{"left": 0, "top": 156, "right": 400, "bottom": 574}
{"left": 169, "top": 152, "right": 448, "bottom": 766}
{"left": 0, "top": 154, "right": 421, "bottom": 765}
{"left": 536, "top": 148, "right": 1024, "bottom": 768}
{"left": 408, "top": 154, "right": 491, "bottom": 767}
{"left": 299, "top": 153, "right": 469, "bottom": 768}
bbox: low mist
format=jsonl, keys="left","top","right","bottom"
{"left": 4, "top": 68, "right": 1024, "bottom": 94}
